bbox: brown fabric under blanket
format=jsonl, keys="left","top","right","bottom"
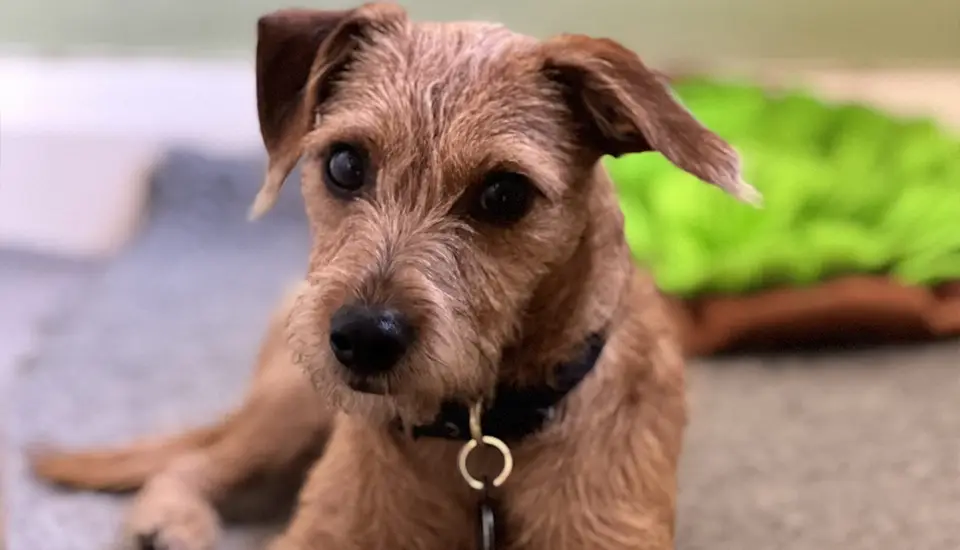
{"left": 671, "top": 277, "right": 960, "bottom": 356}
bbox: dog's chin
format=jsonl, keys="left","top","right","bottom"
{"left": 325, "top": 372, "right": 450, "bottom": 427}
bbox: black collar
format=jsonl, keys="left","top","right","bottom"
{"left": 402, "top": 332, "right": 607, "bottom": 442}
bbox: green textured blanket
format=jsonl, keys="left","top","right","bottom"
{"left": 605, "top": 77, "right": 960, "bottom": 298}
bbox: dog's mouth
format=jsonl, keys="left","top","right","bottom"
{"left": 344, "top": 374, "right": 389, "bottom": 395}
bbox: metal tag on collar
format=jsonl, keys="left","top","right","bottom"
{"left": 478, "top": 477, "right": 497, "bottom": 550}
{"left": 458, "top": 400, "right": 513, "bottom": 550}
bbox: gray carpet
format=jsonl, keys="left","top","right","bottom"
{"left": 5, "top": 151, "right": 960, "bottom": 550}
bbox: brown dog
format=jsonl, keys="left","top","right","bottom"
{"left": 30, "top": 3, "right": 758, "bottom": 549}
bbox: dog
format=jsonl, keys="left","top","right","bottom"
{"left": 30, "top": 3, "right": 759, "bottom": 549}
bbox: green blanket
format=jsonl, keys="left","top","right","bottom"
{"left": 606, "top": 77, "right": 960, "bottom": 298}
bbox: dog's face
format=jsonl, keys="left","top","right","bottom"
{"left": 252, "top": 3, "right": 756, "bottom": 423}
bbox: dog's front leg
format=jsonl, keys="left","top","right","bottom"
{"left": 125, "top": 293, "right": 334, "bottom": 550}
{"left": 32, "top": 288, "right": 334, "bottom": 550}
{"left": 124, "top": 359, "right": 332, "bottom": 550}
{"left": 266, "top": 418, "right": 472, "bottom": 550}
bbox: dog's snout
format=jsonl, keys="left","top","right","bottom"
{"left": 329, "top": 305, "right": 414, "bottom": 375}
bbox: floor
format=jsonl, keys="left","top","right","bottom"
{"left": 3, "top": 151, "right": 959, "bottom": 550}
{"left": 0, "top": 253, "right": 87, "bottom": 390}
{"left": 679, "top": 344, "right": 960, "bottom": 549}
{"left": 0, "top": 251, "right": 96, "bottom": 443}
{"left": 0, "top": 251, "right": 96, "bottom": 550}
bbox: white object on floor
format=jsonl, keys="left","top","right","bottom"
{"left": 0, "top": 133, "right": 154, "bottom": 259}
{"left": 1, "top": 56, "right": 959, "bottom": 260}
{"left": 0, "top": 56, "right": 261, "bottom": 259}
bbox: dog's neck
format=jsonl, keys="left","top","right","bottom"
{"left": 405, "top": 330, "right": 608, "bottom": 441}
{"left": 401, "top": 163, "right": 633, "bottom": 443}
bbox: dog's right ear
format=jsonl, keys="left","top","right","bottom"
{"left": 251, "top": 3, "right": 407, "bottom": 220}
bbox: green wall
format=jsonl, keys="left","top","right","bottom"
{"left": 2, "top": 0, "right": 959, "bottom": 65}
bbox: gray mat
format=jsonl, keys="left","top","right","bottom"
{"left": 5, "top": 151, "right": 960, "bottom": 550}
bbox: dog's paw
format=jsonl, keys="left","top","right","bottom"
{"left": 124, "top": 478, "right": 221, "bottom": 550}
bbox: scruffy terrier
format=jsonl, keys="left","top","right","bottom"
{"left": 31, "top": 3, "right": 758, "bottom": 549}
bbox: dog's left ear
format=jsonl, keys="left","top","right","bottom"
{"left": 541, "top": 35, "right": 760, "bottom": 204}
{"left": 251, "top": 4, "right": 407, "bottom": 219}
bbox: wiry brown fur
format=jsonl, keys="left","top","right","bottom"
{"left": 29, "top": 4, "right": 757, "bottom": 550}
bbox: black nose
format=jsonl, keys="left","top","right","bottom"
{"left": 329, "top": 305, "right": 414, "bottom": 375}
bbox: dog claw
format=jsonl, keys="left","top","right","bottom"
{"left": 124, "top": 478, "right": 221, "bottom": 550}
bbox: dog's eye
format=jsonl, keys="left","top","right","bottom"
{"left": 470, "top": 172, "right": 535, "bottom": 226}
{"left": 324, "top": 144, "right": 367, "bottom": 195}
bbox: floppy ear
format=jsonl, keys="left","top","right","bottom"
{"left": 541, "top": 35, "right": 760, "bottom": 204}
{"left": 251, "top": 3, "right": 407, "bottom": 219}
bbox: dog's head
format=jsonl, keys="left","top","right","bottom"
{"left": 253, "top": 3, "right": 756, "bottom": 424}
